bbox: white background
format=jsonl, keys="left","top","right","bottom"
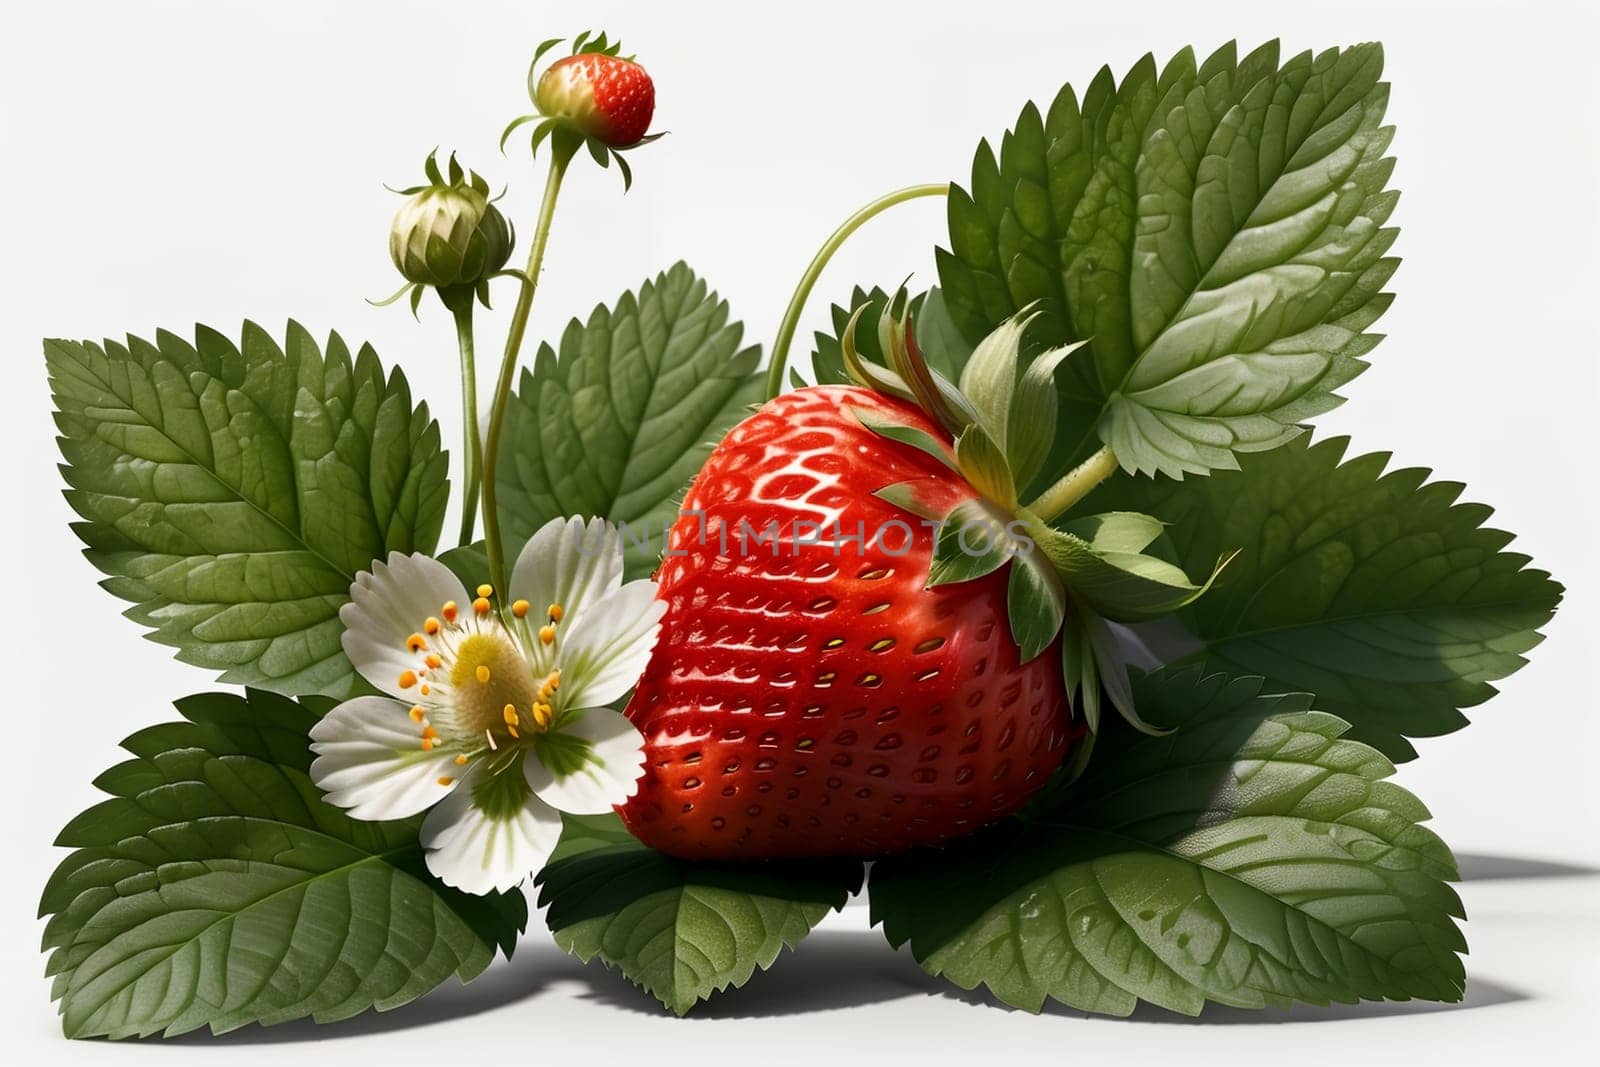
{"left": 2, "top": 0, "right": 1597, "bottom": 1062}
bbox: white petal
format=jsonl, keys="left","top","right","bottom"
{"left": 556, "top": 579, "right": 666, "bottom": 709}
{"left": 309, "top": 696, "right": 456, "bottom": 820}
{"left": 507, "top": 516, "right": 625, "bottom": 634}
{"left": 525, "top": 708, "right": 646, "bottom": 814}
{"left": 421, "top": 776, "right": 563, "bottom": 894}
{"left": 342, "top": 552, "right": 468, "bottom": 699}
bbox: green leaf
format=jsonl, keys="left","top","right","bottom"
{"left": 1089, "top": 434, "right": 1564, "bottom": 759}
{"left": 496, "top": 262, "right": 763, "bottom": 580}
{"left": 39, "top": 689, "right": 526, "bottom": 1039}
{"left": 939, "top": 41, "right": 1398, "bottom": 478}
{"left": 535, "top": 814, "right": 862, "bottom": 1015}
{"left": 808, "top": 286, "right": 973, "bottom": 387}
{"left": 871, "top": 666, "right": 1464, "bottom": 1016}
{"left": 46, "top": 323, "right": 448, "bottom": 698}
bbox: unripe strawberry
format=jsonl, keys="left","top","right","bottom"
{"left": 388, "top": 152, "right": 514, "bottom": 294}
{"left": 534, "top": 53, "right": 655, "bottom": 148}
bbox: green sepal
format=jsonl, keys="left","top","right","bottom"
{"left": 1006, "top": 548, "right": 1066, "bottom": 662}
{"left": 957, "top": 306, "right": 1031, "bottom": 449}
{"left": 1059, "top": 607, "right": 1100, "bottom": 731}
{"left": 1078, "top": 603, "right": 1167, "bottom": 735}
{"left": 1026, "top": 511, "right": 1231, "bottom": 623}
{"left": 926, "top": 499, "right": 1019, "bottom": 587}
{"left": 881, "top": 289, "right": 977, "bottom": 436}
{"left": 953, "top": 423, "right": 1018, "bottom": 510}
{"left": 807, "top": 286, "right": 971, "bottom": 387}
{"left": 873, "top": 479, "right": 948, "bottom": 521}
{"left": 1008, "top": 339, "right": 1088, "bottom": 490}
{"left": 846, "top": 405, "right": 957, "bottom": 470}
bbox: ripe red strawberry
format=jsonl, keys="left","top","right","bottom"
{"left": 619, "top": 385, "right": 1080, "bottom": 859}
{"left": 535, "top": 52, "right": 655, "bottom": 148}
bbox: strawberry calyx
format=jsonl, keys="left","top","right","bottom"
{"left": 501, "top": 31, "right": 661, "bottom": 189}
{"left": 838, "top": 291, "right": 1233, "bottom": 736}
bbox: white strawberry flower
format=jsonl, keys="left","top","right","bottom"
{"left": 310, "top": 516, "right": 663, "bottom": 895}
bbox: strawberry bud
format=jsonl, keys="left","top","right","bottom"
{"left": 388, "top": 151, "right": 514, "bottom": 295}
{"left": 534, "top": 53, "right": 655, "bottom": 148}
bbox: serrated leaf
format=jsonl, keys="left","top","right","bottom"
{"left": 46, "top": 323, "right": 448, "bottom": 698}
{"left": 939, "top": 41, "right": 1398, "bottom": 478}
{"left": 871, "top": 666, "right": 1464, "bottom": 1017}
{"left": 38, "top": 689, "right": 526, "bottom": 1039}
{"left": 535, "top": 815, "right": 861, "bottom": 1015}
{"left": 496, "top": 262, "right": 763, "bottom": 580}
{"left": 1089, "top": 434, "right": 1564, "bottom": 759}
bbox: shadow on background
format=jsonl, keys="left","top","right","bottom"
{"left": 1456, "top": 853, "right": 1599, "bottom": 880}
{"left": 164, "top": 851, "right": 1590, "bottom": 1043}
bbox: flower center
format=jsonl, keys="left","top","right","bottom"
{"left": 449, "top": 632, "right": 543, "bottom": 738}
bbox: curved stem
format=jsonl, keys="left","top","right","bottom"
{"left": 1027, "top": 445, "right": 1119, "bottom": 522}
{"left": 482, "top": 148, "right": 573, "bottom": 590}
{"left": 449, "top": 297, "right": 482, "bottom": 547}
{"left": 763, "top": 182, "right": 949, "bottom": 401}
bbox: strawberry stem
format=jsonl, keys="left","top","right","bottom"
{"left": 447, "top": 294, "right": 483, "bottom": 547}
{"left": 763, "top": 183, "right": 949, "bottom": 401}
{"left": 482, "top": 142, "right": 576, "bottom": 589}
{"left": 1027, "top": 445, "right": 1120, "bottom": 522}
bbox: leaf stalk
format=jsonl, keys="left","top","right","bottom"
{"left": 763, "top": 183, "right": 948, "bottom": 401}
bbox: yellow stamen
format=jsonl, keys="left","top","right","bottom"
{"left": 503, "top": 703, "right": 518, "bottom": 725}
{"left": 398, "top": 669, "right": 418, "bottom": 689}
{"left": 507, "top": 723, "right": 520, "bottom": 738}
{"left": 539, "top": 624, "right": 556, "bottom": 645}
{"left": 532, "top": 702, "right": 552, "bottom": 731}
{"left": 424, "top": 616, "right": 441, "bottom": 635}
{"left": 473, "top": 596, "right": 491, "bottom": 616}
{"left": 454, "top": 754, "right": 469, "bottom": 766}
{"left": 419, "top": 684, "right": 431, "bottom": 696}
{"left": 547, "top": 603, "right": 564, "bottom": 622}
{"left": 406, "top": 633, "right": 427, "bottom": 652}
{"left": 475, "top": 664, "right": 491, "bottom": 684}
{"left": 424, "top": 653, "right": 442, "bottom": 669}
{"left": 422, "top": 726, "right": 439, "bottom": 740}
{"left": 442, "top": 600, "right": 458, "bottom": 622}
{"left": 512, "top": 599, "right": 530, "bottom": 618}
{"left": 408, "top": 705, "right": 425, "bottom": 723}
{"left": 477, "top": 584, "right": 494, "bottom": 598}
{"left": 437, "top": 775, "right": 454, "bottom": 786}
{"left": 420, "top": 738, "right": 435, "bottom": 751}
{"left": 536, "top": 668, "right": 561, "bottom": 702}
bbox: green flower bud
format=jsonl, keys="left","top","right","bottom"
{"left": 388, "top": 151, "right": 514, "bottom": 295}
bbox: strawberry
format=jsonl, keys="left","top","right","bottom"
{"left": 535, "top": 53, "right": 655, "bottom": 148}
{"left": 620, "top": 385, "right": 1081, "bottom": 859}
{"left": 621, "top": 294, "right": 1223, "bottom": 859}
{"left": 503, "top": 33, "right": 661, "bottom": 188}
